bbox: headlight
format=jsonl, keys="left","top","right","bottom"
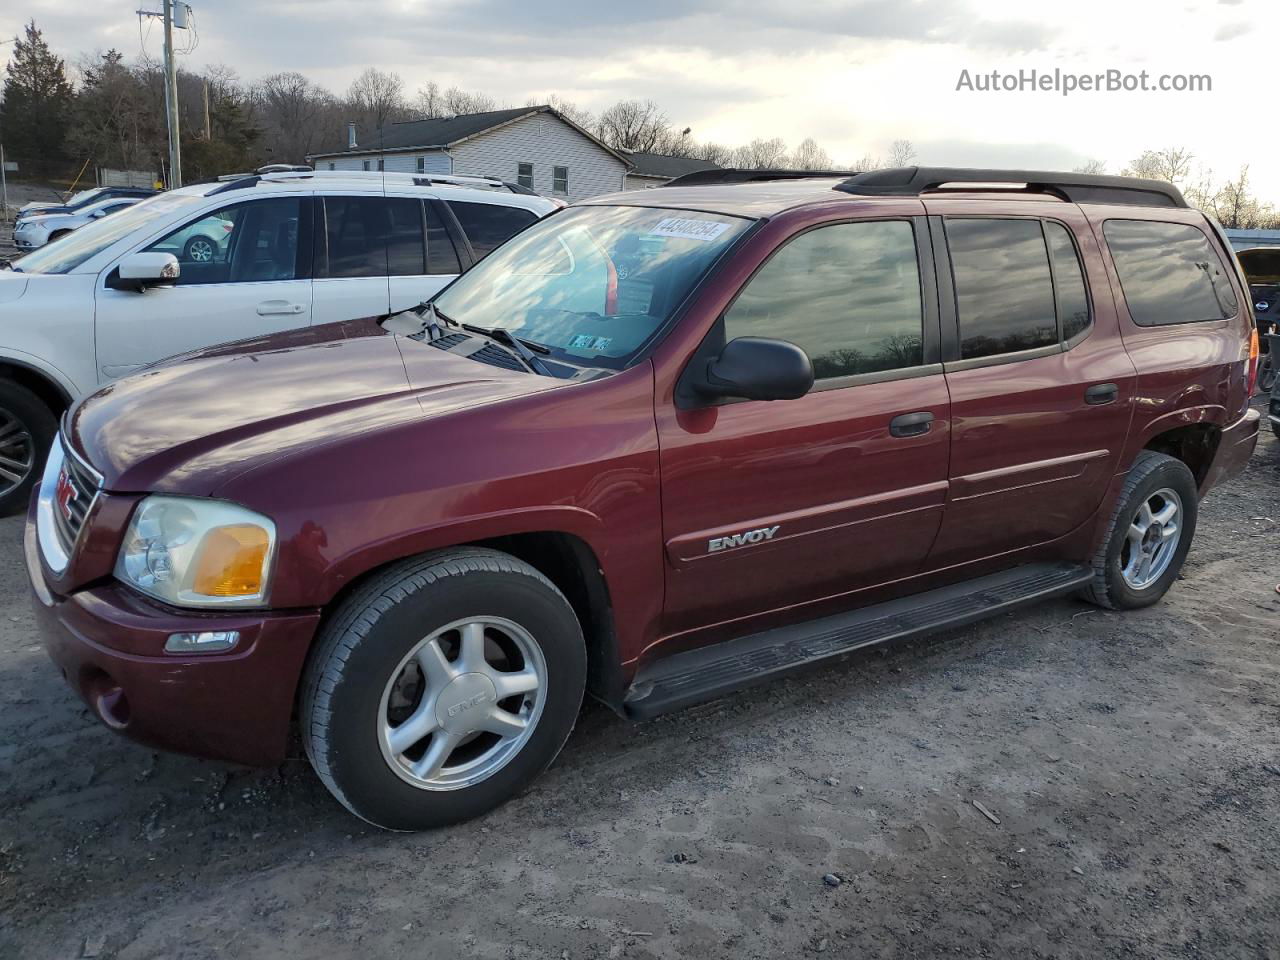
{"left": 115, "top": 496, "right": 277, "bottom": 608}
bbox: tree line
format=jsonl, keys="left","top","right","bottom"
{"left": 2, "top": 18, "right": 1276, "bottom": 229}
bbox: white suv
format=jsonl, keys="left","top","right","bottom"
{"left": 0, "top": 169, "right": 559, "bottom": 513}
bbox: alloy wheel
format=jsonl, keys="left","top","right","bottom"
{"left": 1120, "top": 487, "right": 1183, "bottom": 589}
{"left": 187, "top": 238, "right": 214, "bottom": 262}
{"left": 378, "top": 616, "right": 546, "bottom": 791}
{"left": 0, "top": 407, "right": 34, "bottom": 499}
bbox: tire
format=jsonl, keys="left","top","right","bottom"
{"left": 182, "top": 235, "right": 216, "bottom": 263}
{"left": 1081, "top": 450, "right": 1199, "bottom": 610}
{"left": 47, "top": 230, "right": 71, "bottom": 244}
{"left": 0, "top": 380, "right": 57, "bottom": 518}
{"left": 300, "top": 547, "right": 586, "bottom": 831}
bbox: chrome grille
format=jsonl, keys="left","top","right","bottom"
{"left": 51, "top": 439, "right": 101, "bottom": 553}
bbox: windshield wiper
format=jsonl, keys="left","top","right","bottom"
{"left": 461, "top": 323, "right": 555, "bottom": 376}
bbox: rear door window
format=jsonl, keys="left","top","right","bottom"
{"left": 1103, "top": 220, "right": 1239, "bottom": 325}
{"left": 321, "top": 196, "right": 426, "bottom": 278}
{"left": 1043, "top": 221, "right": 1091, "bottom": 341}
{"left": 946, "top": 218, "right": 1058, "bottom": 360}
{"left": 448, "top": 201, "right": 537, "bottom": 258}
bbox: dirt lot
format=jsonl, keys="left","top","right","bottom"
{"left": 1, "top": 409, "right": 1277, "bottom": 960}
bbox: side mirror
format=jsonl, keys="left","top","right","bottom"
{"left": 90, "top": 209, "right": 108, "bottom": 219}
{"left": 108, "top": 252, "right": 180, "bottom": 292}
{"left": 696, "top": 336, "right": 814, "bottom": 402}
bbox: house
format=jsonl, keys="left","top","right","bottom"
{"left": 621, "top": 151, "right": 721, "bottom": 190}
{"left": 307, "top": 105, "right": 632, "bottom": 202}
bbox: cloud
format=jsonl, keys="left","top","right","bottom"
{"left": 1213, "top": 20, "right": 1251, "bottom": 39}
{"left": 912, "top": 138, "right": 1094, "bottom": 171}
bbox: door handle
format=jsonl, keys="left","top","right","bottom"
{"left": 889, "top": 411, "right": 934, "bottom": 438}
{"left": 256, "top": 300, "right": 305, "bottom": 316}
{"left": 1084, "top": 383, "right": 1119, "bottom": 405}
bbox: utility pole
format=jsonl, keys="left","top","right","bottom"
{"left": 162, "top": 0, "right": 182, "bottom": 187}
{"left": 202, "top": 79, "right": 212, "bottom": 140}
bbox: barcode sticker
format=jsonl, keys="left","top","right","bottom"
{"left": 647, "top": 217, "right": 730, "bottom": 242}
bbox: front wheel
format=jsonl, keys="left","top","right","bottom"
{"left": 1081, "top": 451, "right": 1199, "bottom": 610}
{"left": 182, "top": 235, "right": 216, "bottom": 263}
{"left": 300, "top": 547, "right": 586, "bottom": 830}
{"left": 0, "top": 381, "right": 57, "bottom": 517}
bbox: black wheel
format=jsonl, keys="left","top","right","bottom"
{"left": 182, "top": 235, "right": 216, "bottom": 263}
{"left": 0, "top": 380, "right": 57, "bottom": 517}
{"left": 1081, "top": 451, "right": 1199, "bottom": 610}
{"left": 300, "top": 547, "right": 586, "bottom": 830}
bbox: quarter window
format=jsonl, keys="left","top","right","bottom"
{"left": 946, "top": 218, "right": 1057, "bottom": 360}
{"left": 517, "top": 162, "right": 534, "bottom": 190}
{"left": 448, "top": 201, "right": 537, "bottom": 258}
{"left": 724, "top": 220, "right": 925, "bottom": 380}
{"left": 552, "top": 166, "right": 569, "bottom": 195}
{"left": 1103, "top": 220, "right": 1238, "bottom": 325}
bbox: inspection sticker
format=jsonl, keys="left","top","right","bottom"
{"left": 568, "top": 334, "right": 613, "bottom": 351}
{"left": 647, "top": 217, "right": 730, "bottom": 242}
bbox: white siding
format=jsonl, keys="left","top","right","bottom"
{"left": 624, "top": 173, "right": 668, "bottom": 190}
{"left": 320, "top": 150, "right": 451, "bottom": 174}
{"left": 449, "top": 114, "right": 627, "bottom": 201}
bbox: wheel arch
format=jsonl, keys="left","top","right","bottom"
{"left": 1142, "top": 423, "right": 1221, "bottom": 489}
{"left": 0, "top": 358, "right": 74, "bottom": 420}
{"left": 313, "top": 529, "right": 626, "bottom": 714}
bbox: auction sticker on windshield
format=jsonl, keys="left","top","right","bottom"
{"left": 647, "top": 217, "right": 731, "bottom": 242}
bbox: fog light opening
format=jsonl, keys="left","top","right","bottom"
{"left": 164, "top": 630, "right": 240, "bottom": 655}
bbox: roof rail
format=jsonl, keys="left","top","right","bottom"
{"left": 206, "top": 168, "right": 533, "bottom": 197}
{"left": 663, "top": 168, "right": 861, "bottom": 187}
{"left": 834, "top": 166, "right": 1188, "bottom": 208}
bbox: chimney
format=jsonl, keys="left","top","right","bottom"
{"left": 347, "top": 122, "right": 358, "bottom": 150}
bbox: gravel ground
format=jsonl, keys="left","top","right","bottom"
{"left": 1, "top": 405, "right": 1277, "bottom": 960}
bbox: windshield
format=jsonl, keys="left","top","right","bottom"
{"left": 12, "top": 192, "right": 206, "bottom": 275}
{"left": 432, "top": 205, "right": 753, "bottom": 369}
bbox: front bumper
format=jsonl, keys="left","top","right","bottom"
{"left": 1201, "top": 406, "right": 1261, "bottom": 494}
{"left": 26, "top": 507, "right": 321, "bottom": 767}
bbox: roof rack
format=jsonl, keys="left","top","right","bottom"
{"left": 833, "top": 166, "right": 1188, "bottom": 208}
{"left": 662, "top": 168, "right": 861, "bottom": 187}
{"left": 206, "top": 169, "right": 531, "bottom": 196}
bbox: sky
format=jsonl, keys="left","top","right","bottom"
{"left": 4, "top": 0, "right": 1278, "bottom": 201}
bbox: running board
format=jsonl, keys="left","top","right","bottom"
{"left": 624, "top": 562, "right": 1092, "bottom": 719}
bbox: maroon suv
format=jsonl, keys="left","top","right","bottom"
{"left": 27, "top": 167, "right": 1261, "bottom": 829}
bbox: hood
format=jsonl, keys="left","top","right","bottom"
{"left": 18, "top": 205, "right": 70, "bottom": 220}
{"left": 69, "top": 318, "right": 564, "bottom": 494}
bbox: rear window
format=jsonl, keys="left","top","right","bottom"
{"left": 448, "top": 201, "right": 537, "bottom": 258}
{"left": 1104, "top": 220, "right": 1239, "bottom": 325}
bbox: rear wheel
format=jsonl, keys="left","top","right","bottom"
{"left": 300, "top": 547, "right": 586, "bottom": 830}
{"left": 1082, "top": 451, "right": 1198, "bottom": 610}
{"left": 0, "top": 380, "right": 56, "bottom": 517}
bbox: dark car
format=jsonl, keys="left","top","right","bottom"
{"left": 1238, "top": 247, "right": 1280, "bottom": 397}
{"left": 27, "top": 167, "right": 1261, "bottom": 830}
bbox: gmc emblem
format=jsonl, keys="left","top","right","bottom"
{"left": 708, "top": 524, "right": 780, "bottom": 553}
{"left": 55, "top": 468, "right": 78, "bottom": 524}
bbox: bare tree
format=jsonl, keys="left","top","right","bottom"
{"left": 1211, "top": 166, "right": 1268, "bottom": 229}
{"left": 597, "top": 99, "right": 669, "bottom": 152}
{"left": 791, "top": 137, "right": 832, "bottom": 170}
{"left": 528, "top": 94, "right": 595, "bottom": 131}
{"left": 887, "top": 139, "right": 917, "bottom": 167}
{"left": 441, "top": 86, "right": 497, "bottom": 115}
{"left": 254, "top": 71, "right": 336, "bottom": 162}
{"left": 347, "top": 67, "right": 406, "bottom": 131}
{"left": 1073, "top": 159, "right": 1107, "bottom": 175}
{"left": 414, "top": 81, "right": 443, "bottom": 118}
{"left": 1122, "top": 147, "right": 1194, "bottom": 185}
{"left": 734, "top": 137, "right": 789, "bottom": 169}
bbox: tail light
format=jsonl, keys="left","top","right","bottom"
{"left": 1246, "top": 328, "right": 1260, "bottom": 396}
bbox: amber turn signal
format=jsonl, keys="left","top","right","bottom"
{"left": 191, "top": 524, "right": 271, "bottom": 597}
